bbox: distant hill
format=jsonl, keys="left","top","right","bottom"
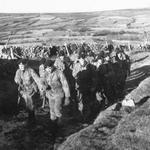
{"left": 0, "top": 8, "right": 150, "bottom": 46}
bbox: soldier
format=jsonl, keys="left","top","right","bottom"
{"left": 85, "top": 51, "right": 95, "bottom": 64}
{"left": 115, "top": 46, "right": 126, "bottom": 62}
{"left": 115, "top": 46, "right": 131, "bottom": 76}
{"left": 98, "top": 52, "right": 117, "bottom": 105}
{"left": 14, "top": 59, "right": 40, "bottom": 122}
{"left": 54, "top": 50, "right": 65, "bottom": 71}
{"left": 44, "top": 60, "right": 70, "bottom": 123}
{"left": 77, "top": 63, "right": 97, "bottom": 122}
{"left": 114, "top": 46, "right": 131, "bottom": 96}
{"left": 39, "top": 58, "right": 47, "bottom": 108}
{"left": 72, "top": 53, "right": 86, "bottom": 78}
{"left": 55, "top": 53, "right": 79, "bottom": 120}
{"left": 39, "top": 58, "right": 46, "bottom": 79}
{"left": 73, "top": 54, "right": 98, "bottom": 122}
{"left": 93, "top": 51, "right": 105, "bottom": 69}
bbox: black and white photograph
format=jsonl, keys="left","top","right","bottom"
{"left": 0, "top": 0, "right": 150, "bottom": 149}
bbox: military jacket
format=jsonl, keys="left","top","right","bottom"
{"left": 14, "top": 68, "right": 39, "bottom": 94}
{"left": 45, "top": 69, "right": 70, "bottom": 98}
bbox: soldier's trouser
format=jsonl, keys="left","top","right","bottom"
{"left": 40, "top": 92, "right": 46, "bottom": 108}
{"left": 80, "top": 91, "right": 92, "bottom": 122}
{"left": 46, "top": 91, "right": 64, "bottom": 121}
{"left": 21, "top": 91, "right": 35, "bottom": 119}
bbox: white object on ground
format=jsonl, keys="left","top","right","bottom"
{"left": 122, "top": 98, "right": 135, "bottom": 107}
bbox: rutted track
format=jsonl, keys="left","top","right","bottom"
{"left": 0, "top": 52, "right": 149, "bottom": 149}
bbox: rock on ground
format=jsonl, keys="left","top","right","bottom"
{"left": 58, "top": 104, "right": 125, "bottom": 150}
{"left": 112, "top": 99, "right": 150, "bottom": 150}
{"left": 58, "top": 98, "right": 150, "bottom": 150}
{"left": 125, "top": 77, "right": 150, "bottom": 104}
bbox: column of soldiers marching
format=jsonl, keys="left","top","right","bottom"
{"left": 13, "top": 43, "right": 131, "bottom": 126}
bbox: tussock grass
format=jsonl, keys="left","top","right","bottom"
{"left": 112, "top": 99, "right": 150, "bottom": 150}
{"left": 126, "top": 77, "right": 150, "bottom": 103}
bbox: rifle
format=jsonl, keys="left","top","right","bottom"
{"left": 64, "top": 43, "right": 70, "bottom": 56}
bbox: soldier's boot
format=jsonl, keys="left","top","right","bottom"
{"left": 48, "top": 97, "right": 56, "bottom": 119}
{"left": 26, "top": 97, "right": 36, "bottom": 124}
{"left": 50, "top": 113, "right": 57, "bottom": 121}
{"left": 55, "top": 109, "right": 63, "bottom": 126}
{"left": 54, "top": 97, "right": 63, "bottom": 118}
{"left": 28, "top": 110, "right": 35, "bottom": 121}
{"left": 41, "top": 97, "right": 46, "bottom": 108}
{"left": 82, "top": 104, "right": 91, "bottom": 123}
{"left": 71, "top": 100, "right": 82, "bottom": 122}
{"left": 56, "top": 117, "right": 64, "bottom": 127}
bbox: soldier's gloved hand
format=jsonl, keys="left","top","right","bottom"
{"left": 64, "top": 97, "right": 70, "bottom": 106}
{"left": 40, "top": 85, "right": 46, "bottom": 92}
{"left": 40, "top": 89, "right": 45, "bottom": 96}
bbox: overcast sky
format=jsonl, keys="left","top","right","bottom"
{"left": 0, "top": 0, "right": 150, "bottom": 13}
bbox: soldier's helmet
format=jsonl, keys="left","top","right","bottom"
{"left": 17, "top": 59, "right": 28, "bottom": 65}
{"left": 98, "top": 50, "right": 105, "bottom": 58}
{"left": 50, "top": 46, "right": 58, "bottom": 56}
{"left": 59, "top": 50, "right": 65, "bottom": 57}
{"left": 116, "top": 47, "right": 121, "bottom": 53}
{"left": 78, "top": 52, "right": 86, "bottom": 59}
{"left": 119, "top": 45, "right": 125, "bottom": 52}
{"left": 107, "top": 44, "right": 114, "bottom": 53}
{"left": 64, "top": 56, "right": 71, "bottom": 64}
{"left": 44, "top": 59, "right": 55, "bottom": 67}
{"left": 105, "top": 56, "right": 110, "bottom": 62}
{"left": 39, "top": 58, "right": 46, "bottom": 65}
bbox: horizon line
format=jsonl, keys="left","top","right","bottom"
{"left": 0, "top": 7, "right": 149, "bottom": 14}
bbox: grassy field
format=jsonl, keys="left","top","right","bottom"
{"left": 0, "top": 8, "right": 150, "bottom": 46}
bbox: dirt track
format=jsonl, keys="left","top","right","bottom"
{"left": 0, "top": 51, "right": 150, "bottom": 150}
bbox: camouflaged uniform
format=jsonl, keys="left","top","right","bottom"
{"left": 85, "top": 56, "right": 94, "bottom": 64}
{"left": 115, "top": 51, "right": 131, "bottom": 76}
{"left": 72, "top": 61, "right": 82, "bottom": 79}
{"left": 54, "top": 57, "right": 65, "bottom": 71}
{"left": 75, "top": 63, "right": 97, "bottom": 122}
{"left": 39, "top": 64, "right": 47, "bottom": 108}
{"left": 14, "top": 67, "right": 40, "bottom": 119}
{"left": 109, "top": 51, "right": 117, "bottom": 63}
{"left": 115, "top": 51, "right": 127, "bottom": 61}
{"left": 45, "top": 68, "right": 70, "bottom": 120}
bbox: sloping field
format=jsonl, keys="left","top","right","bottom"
{"left": 0, "top": 8, "right": 150, "bottom": 45}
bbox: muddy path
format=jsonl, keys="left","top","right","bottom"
{"left": 0, "top": 52, "right": 150, "bottom": 150}
{"left": 0, "top": 107, "right": 86, "bottom": 150}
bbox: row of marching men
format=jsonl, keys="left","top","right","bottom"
{"left": 14, "top": 46, "right": 130, "bottom": 125}
{"left": 14, "top": 58, "right": 71, "bottom": 125}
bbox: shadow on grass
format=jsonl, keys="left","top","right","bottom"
{"left": 125, "top": 65, "right": 150, "bottom": 94}
{"left": 132, "top": 55, "right": 149, "bottom": 63}
{"left": 2, "top": 113, "right": 58, "bottom": 150}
